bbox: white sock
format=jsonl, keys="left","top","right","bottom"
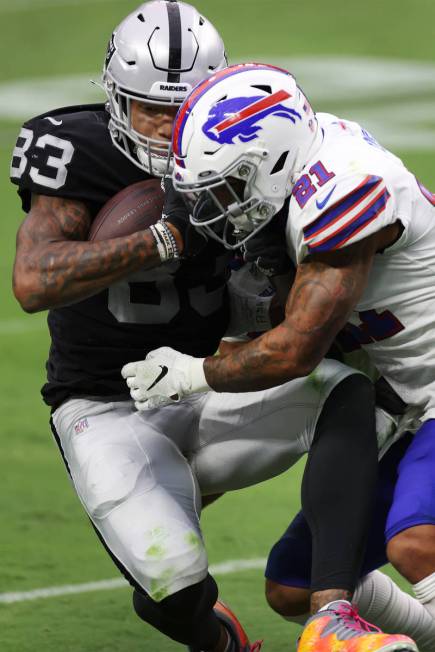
{"left": 353, "top": 570, "right": 435, "bottom": 652}
{"left": 413, "top": 572, "right": 435, "bottom": 618}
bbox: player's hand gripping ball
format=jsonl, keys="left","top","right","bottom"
{"left": 88, "top": 177, "right": 207, "bottom": 258}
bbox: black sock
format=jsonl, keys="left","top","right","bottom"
{"left": 133, "top": 574, "right": 221, "bottom": 649}
{"left": 301, "top": 373, "right": 378, "bottom": 594}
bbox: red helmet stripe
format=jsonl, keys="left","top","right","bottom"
{"left": 213, "top": 89, "right": 291, "bottom": 135}
{"left": 172, "top": 63, "right": 291, "bottom": 157}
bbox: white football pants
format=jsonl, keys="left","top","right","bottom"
{"left": 51, "top": 359, "right": 391, "bottom": 601}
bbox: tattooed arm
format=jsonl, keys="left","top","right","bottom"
{"left": 202, "top": 232, "right": 386, "bottom": 392}
{"left": 13, "top": 194, "right": 182, "bottom": 313}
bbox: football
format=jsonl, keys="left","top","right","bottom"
{"left": 88, "top": 178, "right": 164, "bottom": 241}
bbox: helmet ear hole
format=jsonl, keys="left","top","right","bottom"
{"left": 271, "top": 151, "right": 289, "bottom": 175}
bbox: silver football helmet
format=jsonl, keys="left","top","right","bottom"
{"left": 103, "top": 0, "right": 227, "bottom": 176}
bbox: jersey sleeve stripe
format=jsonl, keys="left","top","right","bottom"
{"left": 306, "top": 187, "right": 391, "bottom": 252}
{"left": 303, "top": 175, "right": 382, "bottom": 239}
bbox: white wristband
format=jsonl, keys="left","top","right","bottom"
{"left": 150, "top": 221, "right": 180, "bottom": 262}
{"left": 187, "top": 357, "right": 210, "bottom": 394}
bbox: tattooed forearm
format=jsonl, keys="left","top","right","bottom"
{"left": 205, "top": 318, "right": 314, "bottom": 392}
{"left": 13, "top": 194, "right": 161, "bottom": 312}
{"left": 204, "top": 245, "right": 376, "bottom": 393}
{"left": 285, "top": 260, "right": 357, "bottom": 336}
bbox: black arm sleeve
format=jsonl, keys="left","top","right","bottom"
{"left": 301, "top": 372, "right": 378, "bottom": 594}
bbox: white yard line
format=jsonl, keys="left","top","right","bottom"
{"left": 0, "top": 557, "right": 266, "bottom": 604}
{"left": 0, "top": 73, "right": 102, "bottom": 120}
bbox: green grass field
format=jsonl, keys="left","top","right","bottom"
{"left": 1, "top": 1, "right": 435, "bottom": 650}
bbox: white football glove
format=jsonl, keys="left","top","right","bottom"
{"left": 121, "top": 346, "right": 210, "bottom": 410}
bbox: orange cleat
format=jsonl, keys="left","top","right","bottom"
{"left": 187, "top": 599, "right": 262, "bottom": 651}
{"left": 213, "top": 600, "right": 263, "bottom": 651}
{"left": 297, "top": 600, "right": 418, "bottom": 651}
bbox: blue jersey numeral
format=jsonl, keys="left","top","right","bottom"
{"left": 337, "top": 309, "right": 405, "bottom": 352}
{"left": 292, "top": 160, "right": 336, "bottom": 208}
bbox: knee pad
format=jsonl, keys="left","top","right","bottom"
{"left": 136, "top": 518, "right": 208, "bottom": 602}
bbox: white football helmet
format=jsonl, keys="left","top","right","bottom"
{"left": 172, "top": 62, "right": 323, "bottom": 248}
{"left": 103, "top": 0, "right": 227, "bottom": 176}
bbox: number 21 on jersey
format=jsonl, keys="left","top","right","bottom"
{"left": 292, "top": 161, "right": 336, "bottom": 209}
{"left": 338, "top": 309, "right": 405, "bottom": 353}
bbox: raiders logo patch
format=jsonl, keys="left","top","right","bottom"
{"left": 159, "top": 84, "right": 188, "bottom": 92}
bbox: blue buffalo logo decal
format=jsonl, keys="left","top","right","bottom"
{"left": 202, "top": 89, "right": 301, "bottom": 145}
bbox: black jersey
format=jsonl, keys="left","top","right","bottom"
{"left": 11, "top": 104, "right": 230, "bottom": 408}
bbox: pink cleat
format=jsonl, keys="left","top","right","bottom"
{"left": 297, "top": 600, "right": 418, "bottom": 651}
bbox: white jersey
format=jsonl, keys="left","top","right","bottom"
{"left": 286, "top": 112, "right": 435, "bottom": 420}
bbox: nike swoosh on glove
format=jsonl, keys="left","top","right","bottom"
{"left": 121, "top": 346, "right": 210, "bottom": 410}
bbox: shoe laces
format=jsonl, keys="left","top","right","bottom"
{"left": 334, "top": 602, "right": 381, "bottom": 634}
{"left": 249, "top": 641, "right": 263, "bottom": 652}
